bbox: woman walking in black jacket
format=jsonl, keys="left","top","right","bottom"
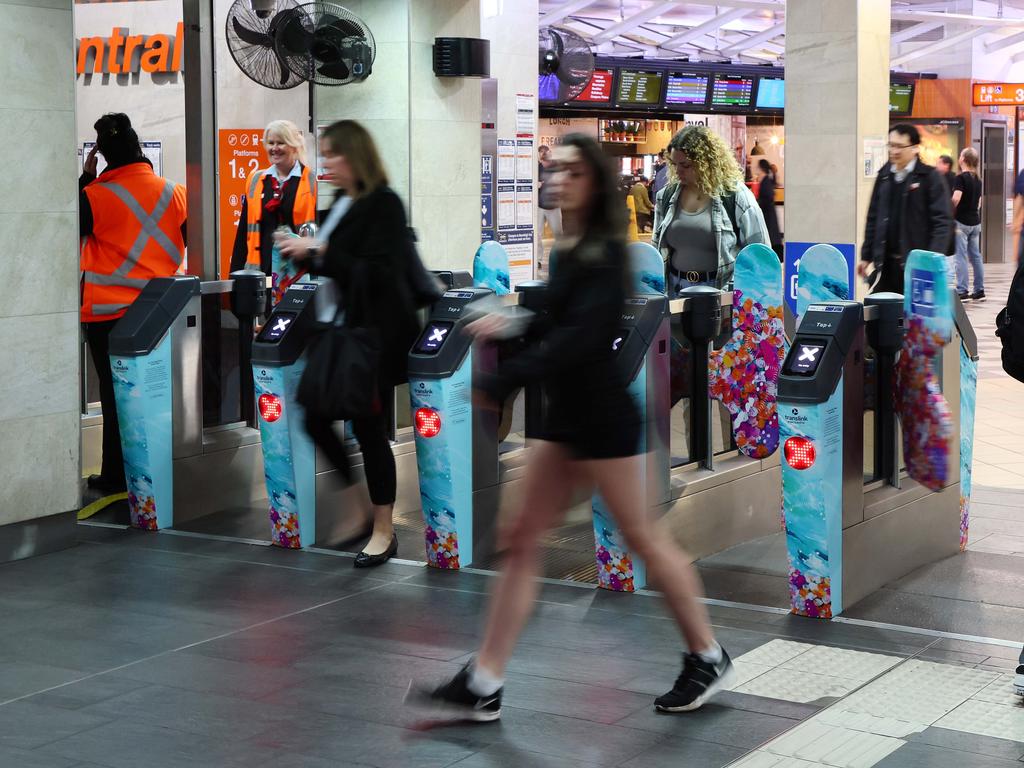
{"left": 407, "top": 134, "right": 733, "bottom": 722}
{"left": 756, "top": 159, "right": 783, "bottom": 262}
{"left": 278, "top": 120, "right": 419, "bottom": 567}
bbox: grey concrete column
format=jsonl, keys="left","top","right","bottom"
{"left": 785, "top": 0, "right": 891, "bottom": 299}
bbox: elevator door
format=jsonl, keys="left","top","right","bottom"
{"left": 981, "top": 123, "right": 1008, "bottom": 263}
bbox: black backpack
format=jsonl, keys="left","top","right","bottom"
{"left": 995, "top": 269, "right": 1024, "bottom": 381}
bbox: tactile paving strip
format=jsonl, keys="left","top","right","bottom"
{"left": 933, "top": 697, "right": 1024, "bottom": 742}
{"left": 970, "top": 674, "right": 1022, "bottom": 707}
{"left": 733, "top": 639, "right": 815, "bottom": 668}
{"left": 729, "top": 661, "right": 776, "bottom": 689}
{"left": 734, "top": 668, "right": 860, "bottom": 703}
{"left": 761, "top": 721, "right": 903, "bottom": 768}
{"left": 778, "top": 645, "right": 901, "bottom": 683}
{"left": 829, "top": 659, "right": 998, "bottom": 727}
{"left": 730, "top": 752, "right": 831, "bottom": 768}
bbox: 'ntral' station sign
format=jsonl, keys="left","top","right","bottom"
{"left": 973, "top": 82, "right": 1024, "bottom": 106}
{"left": 76, "top": 23, "right": 184, "bottom": 76}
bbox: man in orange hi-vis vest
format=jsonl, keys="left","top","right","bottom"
{"left": 80, "top": 113, "right": 187, "bottom": 494}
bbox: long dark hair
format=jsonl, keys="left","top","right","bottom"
{"left": 559, "top": 133, "right": 626, "bottom": 246}
{"left": 94, "top": 113, "right": 146, "bottom": 169}
{"left": 758, "top": 158, "right": 773, "bottom": 179}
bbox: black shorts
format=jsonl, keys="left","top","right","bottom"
{"left": 541, "top": 393, "right": 641, "bottom": 460}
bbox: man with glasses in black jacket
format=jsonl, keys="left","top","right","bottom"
{"left": 858, "top": 124, "right": 953, "bottom": 294}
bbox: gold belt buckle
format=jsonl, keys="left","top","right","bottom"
{"left": 686, "top": 270, "right": 700, "bottom": 283}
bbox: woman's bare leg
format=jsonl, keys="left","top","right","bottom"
{"left": 476, "top": 441, "right": 581, "bottom": 676}
{"left": 583, "top": 455, "right": 714, "bottom": 652}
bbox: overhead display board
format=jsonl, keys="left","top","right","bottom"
{"left": 755, "top": 77, "right": 785, "bottom": 110}
{"left": 889, "top": 83, "right": 915, "bottom": 115}
{"left": 665, "top": 72, "right": 710, "bottom": 107}
{"left": 574, "top": 69, "right": 615, "bottom": 103}
{"left": 616, "top": 69, "right": 664, "bottom": 105}
{"left": 973, "top": 82, "right": 1024, "bottom": 106}
{"left": 710, "top": 74, "right": 754, "bottom": 108}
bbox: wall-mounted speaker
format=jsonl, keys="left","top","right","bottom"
{"left": 433, "top": 37, "right": 490, "bottom": 78}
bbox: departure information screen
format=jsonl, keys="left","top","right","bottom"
{"left": 257, "top": 312, "right": 297, "bottom": 343}
{"left": 617, "top": 70, "right": 664, "bottom": 105}
{"left": 755, "top": 77, "right": 785, "bottom": 109}
{"left": 889, "top": 83, "right": 914, "bottom": 114}
{"left": 574, "top": 69, "right": 614, "bottom": 103}
{"left": 415, "top": 321, "right": 455, "bottom": 355}
{"left": 711, "top": 74, "right": 754, "bottom": 107}
{"left": 665, "top": 72, "right": 709, "bottom": 106}
{"left": 784, "top": 342, "right": 827, "bottom": 376}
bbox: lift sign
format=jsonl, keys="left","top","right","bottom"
{"left": 973, "top": 83, "right": 1024, "bottom": 106}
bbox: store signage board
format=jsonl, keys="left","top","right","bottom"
{"left": 973, "top": 83, "right": 1024, "bottom": 106}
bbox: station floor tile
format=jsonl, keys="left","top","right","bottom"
{"left": 0, "top": 526, "right": 1020, "bottom": 768}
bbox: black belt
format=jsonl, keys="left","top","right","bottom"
{"left": 670, "top": 266, "right": 717, "bottom": 283}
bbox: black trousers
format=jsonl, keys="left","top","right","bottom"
{"left": 871, "top": 257, "right": 905, "bottom": 295}
{"left": 305, "top": 387, "right": 396, "bottom": 506}
{"left": 84, "top": 319, "right": 124, "bottom": 481}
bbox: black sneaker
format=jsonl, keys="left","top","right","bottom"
{"left": 404, "top": 664, "right": 502, "bottom": 723}
{"left": 957, "top": 292, "right": 969, "bottom": 300}
{"left": 654, "top": 648, "right": 736, "bottom": 713}
{"left": 970, "top": 290, "right": 986, "bottom": 300}
{"left": 1014, "top": 664, "right": 1023, "bottom": 697}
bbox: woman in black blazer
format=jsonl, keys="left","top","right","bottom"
{"left": 278, "top": 120, "right": 419, "bottom": 567}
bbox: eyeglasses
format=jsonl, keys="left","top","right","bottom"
{"left": 887, "top": 142, "right": 916, "bottom": 150}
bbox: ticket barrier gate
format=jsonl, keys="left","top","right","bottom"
{"left": 408, "top": 287, "right": 505, "bottom": 568}
{"left": 779, "top": 297, "right": 966, "bottom": 618}
{"left": 655, "top": 288, "right": 785, "bottom": 562}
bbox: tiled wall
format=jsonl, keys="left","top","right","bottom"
{"left": 409, "top": 0, "right": 482, "bottom": 272}
{"left": 0, "top": 0, "right": 80, "bottom": 526}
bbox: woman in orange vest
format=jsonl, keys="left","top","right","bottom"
{"left": 230, "top": 120, "right": 317, "bottom": 306}
{"left": 80, "top": 113, "right": 187, "bottom": 494}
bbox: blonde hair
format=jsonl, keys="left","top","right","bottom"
{"left": 320, "top": 119, "right": 389, "bottom": 198}
{"left": 667, "top": 125, "right": 744, "bottom": 198}
{"left": 960, "top": 147, "right": 979, "bottom": 172}
{"left": 264, "top": 120, "right": 307, "bottom": 165}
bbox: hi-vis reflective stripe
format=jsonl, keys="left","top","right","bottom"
{"left": 101, "top": 180, "right": 183, "bottom": 270}
{"left": 246, "top": 223, "right": 260, "bottom": 233}
{"left": 82, "top": 271, "right": 150, "bottom": 289}
{"left": 248, "top": 172, "right": 262, "bottom": 204}
{"left": 92, "top": 302, "right": 130, "bottom": 316}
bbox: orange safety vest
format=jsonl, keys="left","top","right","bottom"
{"left": 242, "top": 163, "right": 317, "bottom": 265}
{"left": 80, "top": 163, "right": 187, "bottom": 323}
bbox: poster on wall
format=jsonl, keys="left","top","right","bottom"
{"left": 497, "top": 139, "right": 515, "bottom": 184}
{"left": 81, "top": 140, "right": 163, "bottom": 177}
{"left": 218, "top": 128, "right": 269, "bottom": 278}
{"left": 516, "top": 93, "right": 536, "bottom": 137}
{"left": 863, "top": 136, "right": 886, "bottom": 178}
{"left": 497, "top": 185, "right": 515, "bottom": 231}
{"left": 497, "top": 230, "right": 534, "bottom": 288}
{"left": 515, "top": 139, "right": 533, "bottom": 182}
{"left": 515, "top": 185, "right": 533, "bottom": 229}
{"left": 893, "top": 118, "right": 964, "bottom": 166}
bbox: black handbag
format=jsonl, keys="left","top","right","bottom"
{"left": 297, "top": 262, "right": 381, "bottom": 419}
{"left": 405, "top": 227, "right": 444, "bottom": 308}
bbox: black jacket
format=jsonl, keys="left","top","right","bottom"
{"left": 862, "top": 160, "right": 952, "bottom": 267}
{"left": 229, "top": 169, "right": 305, "bottom": 275}
{"left": 311, "top": 186, "right": 420, "bottom": 387}
{"left": 757, "top": 175, "right": 782, "bottom": 247}
{"left": 480, "top": 238, "right": 636, "bottom": 435}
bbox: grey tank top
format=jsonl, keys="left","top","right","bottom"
{"left": 666, "top": 204, "right": 717, "bottom": 273}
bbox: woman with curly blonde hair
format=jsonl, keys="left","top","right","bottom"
{"left": 652, "top": 125, "right": 768, "bottom": 294}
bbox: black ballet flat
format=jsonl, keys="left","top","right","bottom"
{"left": 353, "top": 533, "right": 398, "bottom": 568}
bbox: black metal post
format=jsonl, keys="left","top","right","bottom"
{"left": 679, "top": 286, "right": 722, "bottom": 470}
